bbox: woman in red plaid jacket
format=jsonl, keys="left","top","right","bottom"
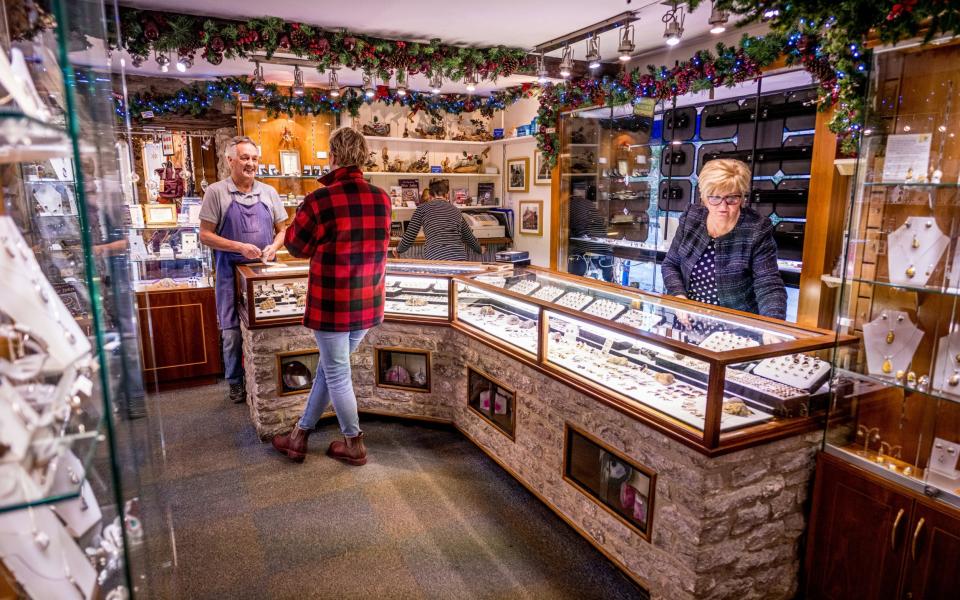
{"left": 272, "top": 127, "right": 391, "bottom": 466}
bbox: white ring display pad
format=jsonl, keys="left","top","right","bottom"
{"left": 33, "top": 183, "right": 64, "bottom": 216}
{"left": 931, "top": 331, "right": 960, "bottom": 397}
{"left": 0, "top": 216, "right": 90, "bottom": 371}
{"left": 862, "top": 310, "right": 924, "bottom": 376}
{"left": 0, "top": 466, "right": 96, "bottom": 600}
{"left": 886, "top": 216, "right": 949, "bottom": 287}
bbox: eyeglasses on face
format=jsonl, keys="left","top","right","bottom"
{"left": 705, "top": 194, "right": 745, "bottom": 206}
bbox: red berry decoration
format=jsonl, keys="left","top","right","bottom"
{"left": 314, "top": 37, "right": 330, "bottom": 55}
{"left": 343, "top": 35, "right": 357, "bottom": 51}
{"left": 278, "top": 34, "right": 290, "bottom": 49}
{"left": 143, "top": 20, "right": 160, "bottom": 42}
{"left": 209, "top": 36, "right": 225, "bottom": 53}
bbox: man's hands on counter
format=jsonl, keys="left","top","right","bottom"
{"left": 237, "top": 242, "right": 262, "bottom": 260}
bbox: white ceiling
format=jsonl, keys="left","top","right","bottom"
{"left": 86, "top": 1, "right": 767, "bottom": 95}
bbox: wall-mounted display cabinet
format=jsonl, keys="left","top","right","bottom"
{"left": 556, "top": 71, "right": 818, "bottom": 321}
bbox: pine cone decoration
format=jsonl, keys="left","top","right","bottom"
{"left": 209, "top": 36, "right": 225, "bottom": 53}
{"left": 313, "top": 36, "right": 330, "bottom": 55}
{"left": 278, "top": 34, "right": 291, "bottom": 49}
{"left": 143, "top": 19, "right": 160, "bottom": 41}
{"left": 343, "top": 35, "right": 357, "bottom": 51}
{"left": 207, "top": 50, "right": 223, "bottom": 65}
{"left": 290, "top": 28, "right": 308, "bottom": 48}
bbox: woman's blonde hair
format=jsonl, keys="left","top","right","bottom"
{"left": 698, "top": 158, "right": 751, "bottom": 200}
{"left": 329, "top": 126, "right": 368, "bottom": 168}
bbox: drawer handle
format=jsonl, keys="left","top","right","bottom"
{"left": 891, "top": 508, "right": 905, "bottom": 551}
{"left": 911, "top": 517, "right": 925, "bottom": 561}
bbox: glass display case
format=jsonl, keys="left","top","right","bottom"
{"left": 236, "top": 258, "right": 509, "bottom": 328}
{"left": 453, "top": 267, "right": 853, "bottom": 450}
{"left": 557, "top": 71, "right": 818, "bottom": 321}
{"left": 826, "top": 38, "right": 960, "bottom": 509}
{"left": 129, "top": 224, "right": 213, "bottom": 292}
{"left": 0, "top": 1, "right": 151, "bottom": 597}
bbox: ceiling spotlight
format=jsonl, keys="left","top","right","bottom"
{"left": 537, "top": 52, "right": 550, "bottom": 84}
{"left": 328, "top": 69, "right": 340, "bottom": 98}
{"left": 618, "top": 23, "right": 635, "bottom": 62}
{"left": 430, "top": 73, "right": 443, "bottom": 94}
{"left": 585, "top": 33, "right": 601, "bottom": 70}
{"left": 396, "top": 70, "right": 408, "bottom": 96}
{"left": 662, "top": 2, "right": 685, "bottom": 47}
{"left": 252, "top": 61, "right": 266, "bottom": 93}
{"left": 292, "top": 66, "right": 305, "bottom": 96}
{"left": 363, "top": 71, "right": 375, "bottom": 98}
{"left": 156, "top": 51, "right": 170, "bottom": 73}
{"left": 465, "top": 72, "right": 478, "bottom": 93}
{"left": 175, "top": 52, "right": 192, "bottom": 72}
{"left": 708, "top": 2, "right": 729, "bottom": 34}
{"left": 559, "top": 45, "right": 574, "bottom": 79}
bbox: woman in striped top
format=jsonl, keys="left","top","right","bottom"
{"left": 394, "top": 179, "right": 483, "bottom": 261}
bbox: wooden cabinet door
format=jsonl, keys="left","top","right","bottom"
{"left": 901, "top": 501, "right": 960, "bottom": 600}
{"left": 805, "top": 454, "right": 913, "bottom": 600}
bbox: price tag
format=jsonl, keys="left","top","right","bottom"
{"left": 601, "top": 339, "right": 614, "bottom": 355}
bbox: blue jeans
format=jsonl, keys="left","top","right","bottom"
{"left": 298, "top": 329, "right": 368, "bottom": 436}
{"left": 222, "top": 327, "right": 243, "bottom": 385}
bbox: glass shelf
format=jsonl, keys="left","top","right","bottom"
{"left": 833, "top": 274, "right": 960, "bottom": 297}
{"left": 0, "top": 416, "right": 105, "bottom": 515}
{"left": 834, "top": 366, "right": 960, "bottom": 408}
{"left": 130, "top": 224, "right": 201, "bottom": 230}
{"left": 862, "top": 181, "right": 960, "bottom": 188}
{"left": 0, "top": 113, "right": 72, "bottom": 163}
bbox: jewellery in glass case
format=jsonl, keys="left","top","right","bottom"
{"left": 887, "top": 216, "right": 949, "bottom": 286}
{"left": 507, "top": 279, "right": 540, "bottom": 295}
{"left": 583, "top": 298, "right": 626, "bottom": 320}
{"left": 555, "top": 291, "right": 594, "bottom": 311}
{"left": 531, "top": 285, "right": 565, "bottom": 303}
{"left": 863, "top": 310, "right": 923, "bottom": 377}
{"left": 882, "top": 356, "right": 893, "bottom": 374}
{"left": 698, "top": 331, "right": 760, "bottom": 353}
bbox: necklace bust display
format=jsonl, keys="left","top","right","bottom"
{"left": 931, "top": 330, "right": 960, "bottom": 396}
{"left": 886, "top": 216, "right": 949, "bottom": 287}
{"left": 862, "top": 310, "right": 924, "bottom": 377}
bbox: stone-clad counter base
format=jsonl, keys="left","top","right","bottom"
{"left": 241, "top": 320, "right": 817, "bottom": 600}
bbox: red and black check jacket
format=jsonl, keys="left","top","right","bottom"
{"left": 284, "top": 166, "right": 392, "bottom": 331}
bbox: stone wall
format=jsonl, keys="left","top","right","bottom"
{"left": 242, "top": 320, "right": 818, "bottom": 599}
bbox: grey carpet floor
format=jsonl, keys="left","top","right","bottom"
{"left": 132, "top": 382, "right": 645, "bottom": 599}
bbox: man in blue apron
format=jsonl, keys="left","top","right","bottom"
{"left": 199, "top": 136, "right": 288, "bottom": 403}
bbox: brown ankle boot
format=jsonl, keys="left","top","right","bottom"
{"left": 272, "top": 425, "right": 311, "bottom": 463}
{"left": 326, "top": 432, "right": 367, "bottom": 466}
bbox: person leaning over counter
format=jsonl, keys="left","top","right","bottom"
{"left": 393, "top": 179, "right": 483, "bottom": 261}
{"left": 661, "top": 158, "right": 787, "bottom": 320}
{"left": 271, "top": 126, "right": 392, "bottom": 466}
{"left": 198, "top": 135, "right": 287, "bottom": 404}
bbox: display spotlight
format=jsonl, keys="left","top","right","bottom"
{"left": 430, "top": 73, "right": 443, "bottom": 95}
{"left": 396, "top": 70, "right": 408, "bottom": 96}
{"left": 617, "top": 23, "right": 636, "bottom": 62}
{"left": 708, "top": 2, "right": 729, "bottom": 34}
{"left": 252, "top": 61, "right": 266, "bottom": 93}
{"left": 175, "top": 52, "right": 192, "bottom": 72}
{"left": 585, "top": 33, "right": 601, "bottom": 70}
{"left": 537, "top": 53, "right": 550, "bottom": 84}
{"left": 362, "top": 71, "right": 375, "bottom": 98}
{"left": 292, "top": 66, "right": 305, "bottom": 97}
{"left": 559, "top": 45, "right": 574, "bottom": 79}
{"left": 662, "top": 2, "right": 685, "bottom": 47}
{"left": 155, "top": 51, "right": 170, "bottom": 73}
{"left": 328, "top": 70, "right": 340, "bottom": 98}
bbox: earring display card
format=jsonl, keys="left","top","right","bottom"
{"left": 376, "top": 348, "right": 431, "bottom": 393}
{"left": 467, "top": 366, "right": 515, "bottom": 438}
{"left": 563, "top": 424, "right": 655, "bottom": 540}
{"left": 276, "top": 350, "right": 319, "bottom": 396}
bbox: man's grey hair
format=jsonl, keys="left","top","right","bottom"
{"left": 225, "top": 135, "right": 259, "bottom": 159}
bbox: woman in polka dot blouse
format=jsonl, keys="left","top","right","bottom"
{"left": 661, "top": 159, "right": 787, "bottom": 320}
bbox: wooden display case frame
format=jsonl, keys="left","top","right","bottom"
{"left": 563, "top": 422, "right": 657, "bottom": 541}
{"left": 450, "top": 265, "right": 857, "bottom": 455}
{"left": 466, "top": 365, "right": 517, "bottom": 439}
{"left": 375, "top": 346, "right": 432, "bottom": 394}
{"left": 275, "top": 348, "right": 320, "bottom": 396}
{"left": 236, "top": 258, "right": 510, "bottom": 328}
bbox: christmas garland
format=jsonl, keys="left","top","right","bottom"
{"left": 535, "top": 34, "right": 789, "bottom": 166}
{"left": 117, "top": 77, "right": 539, "bottom": 121}
{"left": 109, "top": 8, "right": 531, "bottom": 83}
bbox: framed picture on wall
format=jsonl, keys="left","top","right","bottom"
{"left": 518, "top": 200, "right": 543, "bottom": 236}
{"left": 467, "top": 366, "right": 516, "bottom": 438}
{"left": 563, "top": 423, "right": 656, "bottom": 540}
{"left": 280, "top": 150, "right": 301, "bottom": 176}
{"left": 276, "top": 349, "right": 319, "bottom": 396}
{"left": 375, "top": 347, "right": 431, "bottom": 393}
{"left": 143, "top": 204, "right": 178, "bottom": 226}
{"left": 534, "top": 152, "right": 551, "bottom": 185}
{"left": 507, "top": 157, "right": 529, "bottom": 193}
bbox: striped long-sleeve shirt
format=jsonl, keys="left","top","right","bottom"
{"left": 396, "top": 200, "right": 482, "bottom": 261}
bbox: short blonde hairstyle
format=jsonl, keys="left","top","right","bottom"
{"left": 329, "top": 126, "right": 368, "bottom": 168}
{"left": 698, "top": 159, "right": 751, "bottom": 200}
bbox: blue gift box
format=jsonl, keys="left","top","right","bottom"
{"left": 493, "top": 128, "right": 504, "bottom": 139}
{"left": 430, "top": 166, "right": 442, "bottom": 173}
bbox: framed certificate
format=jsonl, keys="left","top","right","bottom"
{"left": 280, "top": 150, "right": 301, "bottom": 176}
{"left": 127, "top": 204, "right": 145, "bottom": 228}
{"left": 143, "top": 204, "right": 178, "bottom": 226}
